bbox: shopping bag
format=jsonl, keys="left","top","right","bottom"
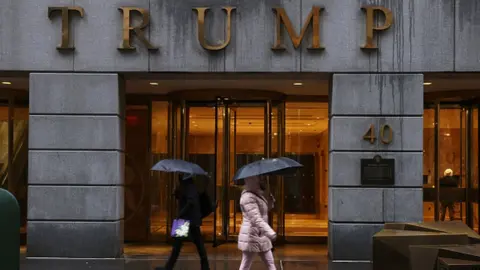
{"left": 171, "top": 219, "right": 190, "bottom": 238}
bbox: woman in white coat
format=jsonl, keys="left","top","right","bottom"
{"left": 238, "top": 176, "right": 277, "bottom": 270}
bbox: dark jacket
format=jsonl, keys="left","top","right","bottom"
{"left": 176, "top": 177, "right": 202, "bottom": 226}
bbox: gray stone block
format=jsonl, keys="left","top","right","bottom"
{"left": 329, "top": 116, "right": 423, "bottom": 151}
{"left": 329, "top": 152, "right": 423, "bottom": 187}
{"left": 30, "top": 73, "right": 123, "bottom": 115}
{"left": 29, "top": 151, "right": 124, "bottom": 185}
{"left": 28, "top": 186, "right": 124, "bottom": 220}
{"left": 386, "top": 188, "right": 423, "bottom": 223}
{"left": 329, "top": 188, "right": 384, "bottom": 222}
{"left": 149, "top": 0, "right": 225, "bottom": 72}
{"left": 27, "top": 221, "right": 123, "bottom": 258}
{"left": 329, "top": 222, "right": 384, "bottom": 260}
{"left": 301, "top": 0, "right": 377, "bottom": 72}
{"left": 377, "top": 0, "right": 454, "bottom": 72}
{"left": 73, "top": 0, "right": 149, "bottom": 72}
{"left": 331, "top": 74, "right": 424, "bottom": 116}
{"left": 455, "top": 0, "right": 480, "bottom": 71}
{"left": 29, "top": 115, "right": 124, "bottom": 150}
{"left": 329, "top": 187, "right": 423, "bottom": 223}
{"left": 0, "top": 0, "right": 74, "bottom": 71}
{"left": 224, "top": 0, "right": 300, "bottom": 72}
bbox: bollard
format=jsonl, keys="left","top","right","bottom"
{"left": 0, "top": 188, "right": 20, "bottom": 270}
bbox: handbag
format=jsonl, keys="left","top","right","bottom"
{"left": 171, "top": 219, "right": 190, "bottom": 238}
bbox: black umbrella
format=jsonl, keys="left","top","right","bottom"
{"left": 151, "top": 159, "right": 208, "bottom": 176}
{"left": 233, "top": 157, "right": 303, "bottom": 182}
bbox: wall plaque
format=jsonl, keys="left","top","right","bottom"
{"left": 360, "top": 155, "right": 394, "bottom": 186}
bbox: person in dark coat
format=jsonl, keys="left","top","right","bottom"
{"left": 440, "top": 169, "right": 457, "bottom": 221}
{"left": 156, "top": 175, "right": 210, "bottom": 270}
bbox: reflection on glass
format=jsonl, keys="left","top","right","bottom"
{"left": 232, "top": 107, "right": 265, "bottom": 236}
{"left": 0, "top": 105, "right": 9, "bottom": 189}
{"left": 150, "top": 102, "right": 170, "bottom": 241}
{"left": 284, "top": 102, "right": 328, "bottom": 237}
{"left": 472, "top": 108, "right": 479, "bottom": 232}
{"left": 438, "top": 108, "right": 464, "bottom": 222}
{"left": 186, "top": 106, "right": 217, "bottom": 240}
{"left": 0, "top": 103, "right": 28, "bottom": 236}
{"left": 423, "top": 108, "right": 435, "bottom": 221}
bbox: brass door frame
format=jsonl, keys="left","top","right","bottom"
{"left": 168, "top": 98, "right": 286, "bottom": 245}
{"left": 425, "top": 102, "right": 480, "bottom": 231}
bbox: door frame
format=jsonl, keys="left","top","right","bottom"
{"left": 424, "top": 102, "right": 480, "bottom": 231}
{"left": 168, "top": 98, "right": 286, "bottom": 245}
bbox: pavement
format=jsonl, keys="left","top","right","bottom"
{"left": 19, "top": 244, "right": 373, "bottom": 270}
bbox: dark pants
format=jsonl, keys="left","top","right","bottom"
{"left": 441, "top": 202, "right": 455, "bottom": 221}
{"left": 164, "top": 226, "right": 209, "bottom": 270}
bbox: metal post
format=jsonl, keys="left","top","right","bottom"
{"left": 434, "top": 103, "right": 440, "bottom": 221}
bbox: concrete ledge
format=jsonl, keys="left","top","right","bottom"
{"left": 29, "top": 73, "right": 123, "bottom": 115}
{"left": 328, "top": 222, "right": 384, "bottom": 261}
{"left": 331, "top": 74, "right": 423, "bottom": 116}
{"left": 29, "top": 116, "right": 124, "bottom": 150}
{"left": 29, "top": 151, "right": 124, "bottom": 185}
{"left": 27, "top": 221, "right": 124, "bottom": 258}
{"left": 28, "top": 186, "right": 124, "bottom": 220}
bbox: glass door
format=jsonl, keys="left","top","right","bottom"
{"left": 168, "top": 98, "right": 286, "bottom": 245}
{"left": 423, "top": 103, "right": 480, "bottom": 232}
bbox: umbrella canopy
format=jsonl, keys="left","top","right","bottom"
{"left": 233, "top": 157, "right": 303, "bottom": 182}
{"left": 151, "top": 159, "right": 208, "bottom": 176}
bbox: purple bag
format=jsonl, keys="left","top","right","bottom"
{"left": 171, "top": 219, "right": 190, "bottom": 238}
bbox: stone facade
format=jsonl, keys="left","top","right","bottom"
{"left": 0, "top": 0, "right": 478, "bottom": 72}
{"left": 328, "top": 74, "right": 424, "bottom": 263}
{"left": 27, "top": 74, "right": 125, "bottom": 258}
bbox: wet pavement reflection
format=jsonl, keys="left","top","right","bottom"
{"left": 20, "top": 258, "right": 372, "bottom": 270}
{"left": 20, "top": 244, "right": 373, "bottom": 270}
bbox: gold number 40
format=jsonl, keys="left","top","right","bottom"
{"left": 363, "top": 124, "right": 393, "bottom": 144}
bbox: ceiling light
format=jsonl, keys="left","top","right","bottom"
{"left": 307, "top": 123, "right": 311, "bottom": 126}
{"left": 1, "top": 81, "right": 11, "bottom": 85}
{"left": 293, "top": 82, "right": 303, "bottom": 86}
{"left": 316, "top": 117, "right": 320, "bottom": 120}
{"left": 150, "top": 82, "right": 159, "bottom": 86}
{"left": 423, "top": 82, "right": 432, "bottom": 86}
{"left": 274, "top": 132, "right": 278, "bottom": 136}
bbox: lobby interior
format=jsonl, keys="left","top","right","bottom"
{"left": 0, "top": 72, "right": 479, "bottom": 248}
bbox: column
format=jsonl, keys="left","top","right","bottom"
{"left": 328, "top": 74, "right": 424, "bottom": 263}
{"left": 27, "top": 73, "right": 125, "bottom": 258}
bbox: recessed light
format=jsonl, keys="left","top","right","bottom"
{"left": 423, "top": 82, "right": 432, "bottom": 86}
{"left": 293, "top": 82, "right": 303, "bottom": 86}
{"left": 150, "top": 82, "right": 159, "bottom": 86}
{"left": 1, "top": 81, "right": 12, "bottom": 85}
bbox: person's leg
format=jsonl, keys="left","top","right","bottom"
{"left": 239, "top": 251, "right": 255, "bottom": 270}
{"left": 259, "top": 250, "right": 277, "bottom": 270}
{"left": 190, "top": 226, "right": 210, "bottom": 270}
{"left": 160, "top": 237, "right": 184, "bottom": 270}
{"left": 448, "top": 203, "right": 455, "bottom": 221}
{"left": 440, "top": 203, "right": 447, "bottom": 221}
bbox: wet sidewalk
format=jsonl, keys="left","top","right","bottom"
{"left": 20, "top": 244, "right": 372, "bottom": 270}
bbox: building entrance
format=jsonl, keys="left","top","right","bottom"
{"left": 167, "top": 98, "right": 286, "bottom": 246}
{"left": 133, "top": 89, "right": 330, "bottom": 244}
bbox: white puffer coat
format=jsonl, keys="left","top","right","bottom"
{"left": 237, "top": 189, "right": 276, "bottom": 253}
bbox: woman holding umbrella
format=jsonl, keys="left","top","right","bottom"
{"left": 238, "top": 176, "right": 277, "bottom": 270}
{"left": 235, "top": 157, "right": 303, "bottom": 270}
